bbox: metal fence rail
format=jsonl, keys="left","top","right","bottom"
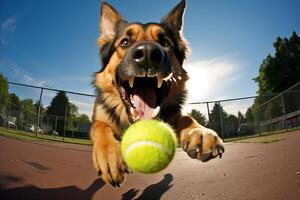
{"left": 0, "top": 81, "right": 299, "bottom": 142}
{"left": 0, "top": 81, "right": 95, "bottom": 141}
{"left": 189, "top": 82, "right": 300, "bottom": 141}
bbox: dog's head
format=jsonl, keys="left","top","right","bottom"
{"left": 94, "top": 0, "right": 188, "bottom": 129}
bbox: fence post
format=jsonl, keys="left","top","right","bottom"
{"left": 218, "top": 101, "right": 224, "bottom": 141}
{"left": 18, "top": 105, "right": 23, "bottom": 130}
{"left": 35, "top": 88, "right": 44, "bottom": 137}
{"left": 25, "top": 114, "right": 28, "bottom": 127}
{"left": 55, "top": 116, "right": 57, "bottom": 133}
{"left": 63, "top": 105, "right": 68, "bottom": 142}
{"left": 267, "top": 102, "right": 273, "bottom": 134}
{"left": 6, "top": 95, "right": 12, "bottom": 130}
{"left": 46, "top": 116, "right": 49, "bottom": 134}
{"left": 280, "top": 94, "right": 287, "bottom": 130}
{"left": 256, "top": 107, "right": 261, "bottom": 136}
{"left": 206, "top": 102, "right": 210, "bottom": 123}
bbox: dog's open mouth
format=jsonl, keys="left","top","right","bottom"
{"left": 117, "top": 73, "right": 171, "bottom": 121}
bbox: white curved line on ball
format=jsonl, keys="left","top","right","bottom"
{"left": 125, "top": 140, "right": 171, "bottom": 160}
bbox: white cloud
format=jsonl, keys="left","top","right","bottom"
{"left": 184, "top": 55, "right": 239, "bottom": 103}
{"left": 0, "top": 58, "right": 52, "bottom": 87}
{"left": 184, "top": 99, "right": 253, "bottom": 119}
{"left": 182, "top": 55, "right": 240, "bottom": 114}
{"left": 220, "top": 99, "right": 254, "bottom": 116}
{"left": 70, "top": 99, "right": 94, "bottom": 119}
{"left": 1, "top": 17, "right": 16, "bottom": 45}
{"left": 53, "top": 76, "right": 92, "bottom": 82}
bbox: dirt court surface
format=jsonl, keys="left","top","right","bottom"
{"left": 0, "top": 131, "right": 300, "bottom": 200}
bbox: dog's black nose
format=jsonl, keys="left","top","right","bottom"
{"left": 132, "top": 42, "right": 165, "bottom": 70}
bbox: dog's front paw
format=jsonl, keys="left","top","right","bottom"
{"left": 92, "top": 137, "right": 128, "bottom": 187}
{"left": 181, "top": 126, "right": 224, "bottom": 162}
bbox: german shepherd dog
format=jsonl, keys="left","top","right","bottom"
{"left": 91, "top": 0, "right": 224, "bottom": 187}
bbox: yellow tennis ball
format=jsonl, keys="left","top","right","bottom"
{"left": 121, "top": 119, "right": 177, "bottom": 174}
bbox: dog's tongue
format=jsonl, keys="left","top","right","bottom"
{"left": 133, "top": 87, "right": 156, "bottom": 119}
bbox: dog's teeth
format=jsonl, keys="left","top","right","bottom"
{"left": 163, "top": 72, "right": 173, "bottom": 81}
{"left": 130, "top": 95, "right": 134, "bottom": 105}
{"left": 151, "top": 106, "right": 160, "bottom": 118}
{"left": 128, "top": 77, "right": 135, "bottom": 88}
{"left": 136, "top": 73, "right": 146, "bottom": 77}
{"left": 157, "top": 77, "right": 163, "bottom": 88}
{"left": 130, "top": 107, "right": 138, "bottom": 118}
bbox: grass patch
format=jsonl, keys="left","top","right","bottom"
{"left": 234, "top": 131, "right": 295, "bottom": 144}
{"left": 261, "top": 138, "right": 285, "bottom": 144}
{"left": 225, "top": 126, "right": 300, "bottom": 143}
{"left": 0, "top": 126, "right": 91, "bottom": 145}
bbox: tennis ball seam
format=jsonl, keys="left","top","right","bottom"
{"left": 125, "top": 140, "right": 172, "bottom": 160}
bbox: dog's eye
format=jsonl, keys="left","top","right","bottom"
{"left": 160, "top": 38, "right": 171, "bottom": 48}
{"left": 120, "top": 38, "right": 130, "bottom": 47}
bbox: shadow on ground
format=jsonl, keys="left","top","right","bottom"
{"left": 122, "top": 173, "right": 173, "bottom": 200}
{"left": 0, "top": 176, "right": 105, "bottom": 200}
{"left": 0, "top": 173, "right": 173, "bottom": 200}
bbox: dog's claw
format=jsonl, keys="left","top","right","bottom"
{"left": 181, "top": 127, "right": 224, "bottom": 162}
{"left": 182, "top": 141, "right": 189, "bottom": 151}
{"left": 217, "top": 144, "right": 224, "bottom": 158}
{"left": 187, "top": 148, "right": 197, "bottom": 159}
{"left": 200, "top": 153, "right": 212, "bottom": 162}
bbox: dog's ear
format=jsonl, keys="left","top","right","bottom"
{"left": 161, "top": 0, "right": 186, "bottom": 32}
{"left": 98, "top": 2, "right": 125, "bottom": 46}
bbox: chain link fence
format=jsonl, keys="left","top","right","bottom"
{"left": 255, "top": 82, "right": 300, "bottom": 134}
{"left": 0, "top": 82, "right": 95, "bottom": 141}
{"left": 188, "top": 82, "right": 300, "bottom": 141}
{"left": 1, "top": 81, "right": 299, "bottom": 143}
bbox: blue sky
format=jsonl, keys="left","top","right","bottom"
{"left": 0, "top": 0, "right": 300, "bottom": 116}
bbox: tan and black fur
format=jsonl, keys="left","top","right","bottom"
{"left": 91, "top": 0, "right": 224, "bottom": 187}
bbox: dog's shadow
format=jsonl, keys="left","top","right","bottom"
{"left": 0, "top": 176, "right": 105, "bottom": 200}
{"left": 0, "top": 173, "right": 173, "bottom": 200}
{"left": 122, "top": 173, "right": 174, "bottom": 200}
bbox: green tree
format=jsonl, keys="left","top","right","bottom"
{"left": 207, "top": 103, "right": 228, "bottom": 137}
{"left": 237, "top": 111, "right": 246, "bottom": 124}
{"left": 68, "top": 103, "right": 79, "bottom": 130}
{"left": 245, "top": 107, "right": 254, "bottom": 122}
{"left": 254, "top": 31, "right": 300, "bottom": 94}
{"left": 34, "top": 100, "right": 46, "bottom": 115}
{"left": 76, "top": 114, "right": 91, "bottom": 124}
{"left": 21, "top": 99, "right": 37, "bottom": 124}
{"left": 9, "top": 93, "right": 21, "bottom": 115}
{"left": 207, "top": 103, "right": 241, "bottom": 138}
{"left": 69, "top": 103, "right": 79, "bottom": 117}
{"left": 67, "top": 102, "right": 91, "bottom": 131}
{"left": 252, "top": 31, "right": 300, "bottom": 120}
{"left": 224, "top": 114, "right": 239, "bottom": 137}
{"left": 188, "top": 109, "right": 207, "bottom": 126}
{"left": 0, "top": 73, "right": 9, "bottom": 115}
{"left": 47, "top": 91, "right": 70, "bottom": 133}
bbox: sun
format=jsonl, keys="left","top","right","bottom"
{"left": 184, "top": 56, "right": 237, "bottom": 103}
{"left": 186, "top": 66, "right": 211, "bottom": 103}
